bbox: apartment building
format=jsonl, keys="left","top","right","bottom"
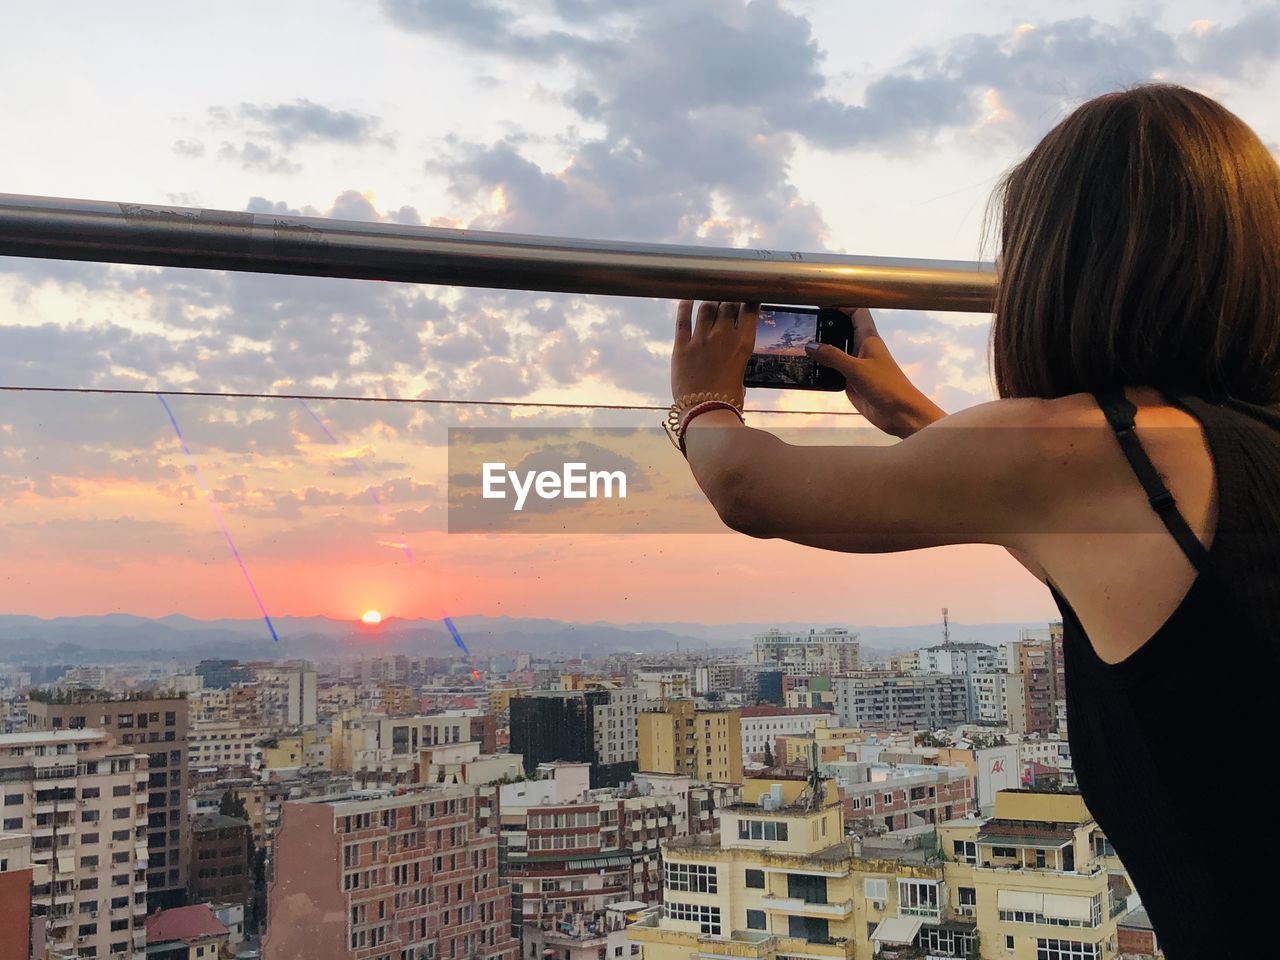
{"left": 194, "top": 660, "right": 249, "bottom": 690}
{"left": 825, "top": 760, "right": 975, "bottom": 832}
{"left": 628, "top": 776, "right": 964, "bottom": 960}
{"left": 972, "top": 672, "right": 1017, "bottom": 724}
{"left": 27, "top": 690, "right": 191, "bottom": 910}
{"left": 500, "top": 763, "right": 738, "bottom": 958}
{"left": 638, "top": 701, "right": 743, "bottom": 784}
{"left": 834, "top": 673, "right": 968, "bottom": 731}
{"left": 187, "top": 719, "right": 265, "bottom": 774}
{"left": 937, "top": 789, "right": 1126, "bottom": 959}
{"left": 510, "top": 688, "right": 649, "bottom": 786}
{"left": 262, "top": 784, "right": 520, "bottom": 960}
{"left": 187, "top": 813, "right": 252, "bottom": 907}
{"left": 256, "top": 664, "right": 318, "bottom": 728}
{"left": 629, "top": 671, "right": 688, "bottom": 702}
{"left": 738, "top": 706, "right": 833, "bottom": 762}
{"left": 917, "top": 643, "right": 1000, "bottom": 721}
{"left": 0, "top": 832, "right": 37, "bottom": 960}
{"left": 0, "top": 729, "right": 150, "bottom": 960}
{"left": 753, "top": 627, "right": 861, "bottom": 673}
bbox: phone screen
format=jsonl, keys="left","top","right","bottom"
{"left": 745, "top": 306, "right": 824, "bottom": 388}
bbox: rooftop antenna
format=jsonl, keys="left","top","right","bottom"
{"left": 942, "top": 607, "right": 951, "bottom": 647}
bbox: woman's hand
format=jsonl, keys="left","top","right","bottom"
{"left": 671, "top": 300, "right": 757, "bottom": 404}
{"left": 805, "top": 307, "right": 945, "bottom": 438}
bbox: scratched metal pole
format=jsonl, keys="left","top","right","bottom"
{"left": 0, "top": 193, "right": 995, "bottom": 311}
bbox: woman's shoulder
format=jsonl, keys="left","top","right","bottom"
{"left": 934, "top": 387, "right": 1199, "bottom": 432}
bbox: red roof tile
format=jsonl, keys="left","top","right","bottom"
{"left": 145, "top": 904, "right": 228, "bottom": 945}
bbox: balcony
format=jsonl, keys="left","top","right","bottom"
{"left": 761, "top": 896, "right": 853, "bottom": 919}
{"left": 773, "top": 935, "right": 853, "bottom": 959}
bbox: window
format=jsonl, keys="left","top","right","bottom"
{"left": 736, "top": 819, "right": 788, "bottom": 841}
{"left": 863, "top": 878, "right": 888, "bottom": 902}
{"left": 666, "top": 902, "right": 720, "bottom": 936}
{"left": 992, "top": 846, "right": 1018, "bottom": 858}
{"left": 1035, "top": 940, "right": 1100, "bottom": 960}
{"left": 744, "top": 868, "right": 765, "bottom": 889}
{"left": 897, "top": 879, "right": 940, "bottom": 918}
{"left": 1006, "top": 936, "right": 1015, "bottom": 951}
{"left": 665, "top": 861, "right": 717, "bottom": 893}
{"left": 952, "top": 839, "right": 976, "bottom": 864}
{"left": 746, "top": 909, "right": 765, "bottom": 931}
{"left": 787, "top": 915, "right": 828, "bottom": 942}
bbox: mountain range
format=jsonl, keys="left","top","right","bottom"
{"left": 0, "top": 613, "right": 1054, "bottom": 666}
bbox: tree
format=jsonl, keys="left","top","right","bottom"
{"left": 219, "top": 789, "right": 249, "bottom": 820}
{"left": 762, "top": 741, "right": 774, "bottom": 767}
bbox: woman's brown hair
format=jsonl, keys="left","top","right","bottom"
{"left": 983, "top": 82, "right": 1280, "bottom": 402}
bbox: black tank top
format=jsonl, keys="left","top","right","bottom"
{"left": 1047, "top": 389, "right": 1280, "bottom": 960}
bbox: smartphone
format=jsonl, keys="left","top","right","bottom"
{"left": 744, "top": 305, "right": 853, "bottom": 391}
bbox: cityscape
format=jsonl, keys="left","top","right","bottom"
{"left": 0, "top": 616, "right": 1161, "bottom": 960}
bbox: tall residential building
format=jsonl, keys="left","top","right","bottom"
{"left": 262, "top": 784, "right": 520, "bottom": 960}
{"left": 510, "top": 688, "right": 649, "bottom": 786}
{"left": 972, "top": 672, "right": 1017, "bottom": 724}
{"left": 187, "top": 813, "right": 252, "bottom": 908}
{"left": 752, "top": 627, "right": 860, "bottom": 673}
{"left": 1012, "top": 642, "right": 1056, "bottom": 737}
{"left": 918, "top": 642, "right": 1000, "bottom": 721}
{"left": 0, "top": 832, "right": 36, "bottom": 960}
{"left": 0, "top": 729, "right": 150, "bottom": 960}
{"left": 638, "top": 701, "right": 743, "bottom": 784}
{"left": 256, "top": 664, "right": 318, "bottom": 728}
{"left": 833, "top": 673, "right": 968, "bottom": 730}
{"left": 27, "top": 690, "right": 191, "bottom": 910}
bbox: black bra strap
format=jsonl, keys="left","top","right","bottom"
{"left": 1093, "top": 388, "right": 1210, "bottom": 573}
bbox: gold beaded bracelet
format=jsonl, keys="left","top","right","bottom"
{"left": 663, "top": 392, "right": 746, "bottom": 455}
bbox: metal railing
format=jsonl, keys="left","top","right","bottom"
{"left": 0, "top": 192, "right": 995, "bottom": 312}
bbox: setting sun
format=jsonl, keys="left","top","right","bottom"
{"left": 361, "top": 610, "right": 382, "bottom": 624}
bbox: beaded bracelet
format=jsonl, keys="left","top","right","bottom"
{"left": 663, "top": 392, "right": 746, "bottom": 457}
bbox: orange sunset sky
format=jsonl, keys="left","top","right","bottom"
{"left": 2, "top": 2, "right": 1277, "bottom": 625}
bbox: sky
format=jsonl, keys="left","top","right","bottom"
{"left": 1, "top": 0, "right": 1278, "bottom": 629}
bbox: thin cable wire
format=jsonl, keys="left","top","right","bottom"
{"left": 0, "top": 383, "right": 866, "bottom": 417}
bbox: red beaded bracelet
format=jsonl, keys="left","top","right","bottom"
{"left": 663, "top": 396, "right": 746, "bottom": 457}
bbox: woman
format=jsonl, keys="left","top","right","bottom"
{"left": 667, "top": 83, "right": 1280, "bottom": 958}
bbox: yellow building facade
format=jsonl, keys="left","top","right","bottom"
{"left": 638, "top": 700, "right": 744, "bottom": 784}
{"left": 631, "top": 785, "right": 1127, "bottom": 960}
{"left": 937, "top": 791, "right": 1125, "bottom": 959}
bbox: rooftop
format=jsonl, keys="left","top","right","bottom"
{"left": 191, "top": 813, "right": 250, "bottom": 832}
{"left": 145, "top": 904, "right": 228, "bottom": 945}
{"left": 740, "top": 706, "right": 834, "bottom": 718}
{"left": 1117, "top": 907, "right": 1154, "bottom": 931}
{"left": 0, "top": 729, "right": 107, "bottom": 745}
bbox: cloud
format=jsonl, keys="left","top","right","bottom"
{"left": 217, "top": 141, "right": 301, "bottom": 174}
{"left": 214, "top": 99, "right": 390, "bottom": 149}
{"left": 171, "top": 139, "right": 205, "bottom": 158}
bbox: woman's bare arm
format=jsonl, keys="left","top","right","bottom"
{"left": 682, "top": 398, "right": 1067, "bottom": 555}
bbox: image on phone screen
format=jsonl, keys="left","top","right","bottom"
{"left": 745, "top": 306, "right": 823, "bottom": 388}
